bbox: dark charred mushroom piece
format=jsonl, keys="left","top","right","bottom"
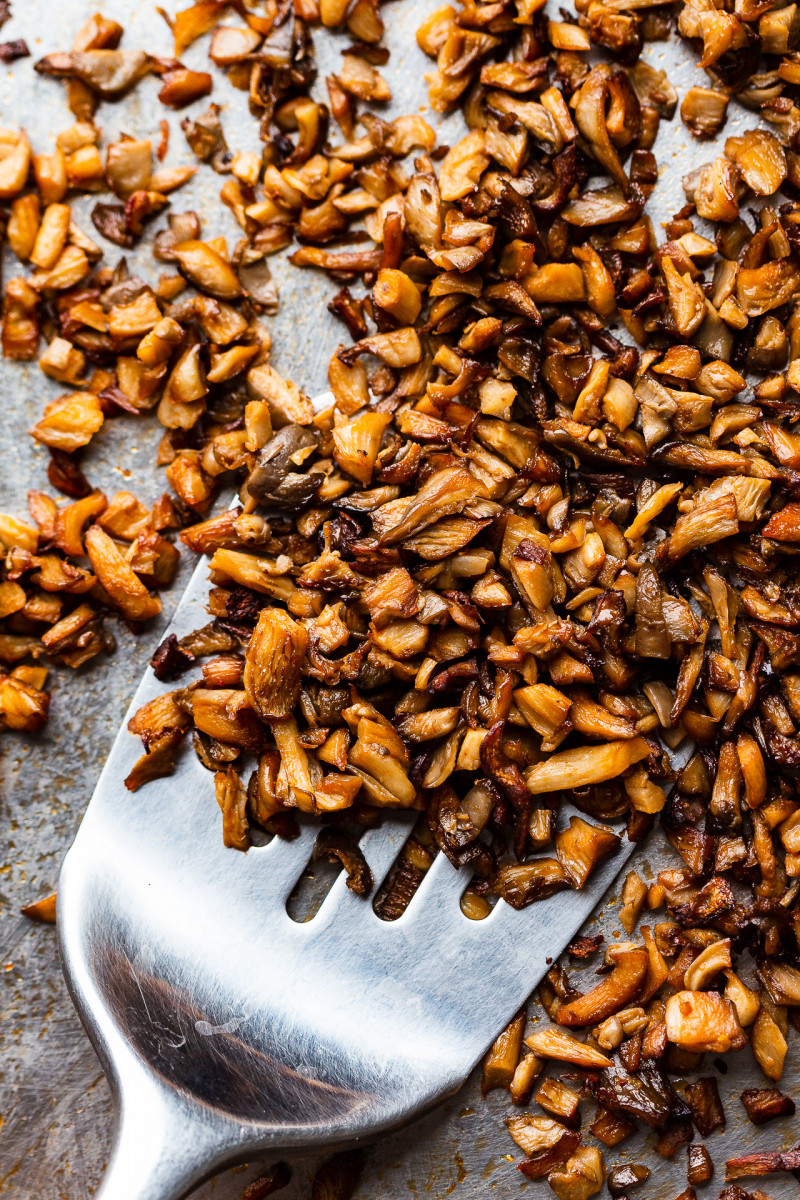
{"left": 490, "top": 859, "right": 570, "bottom": 909}
{"left": 312, "top": 828, "right": 373, "bottom": 897}
{"left": 685, "top": 1076, "right": 725, "bottom": 1137}
{"left": 427, "top": 782, "right": 494, "bottom": 871}
{"left": 530, "top": 144, "right": 588, "bottom": 214}
{"left": 590, "top": 1061, "right": 676, "bottom": 1128}
{"left": 0, "top": 40, "right": 29, "bottom": 62}
{"left": 724, "top": 1145, "right": 800, "bottom": 1181}
{"left": 739, "top": 1087, "right": 796, "bottom": 1126}
{"left": 480, "top": 720, "right": 531, "bottom": 859}
{"left": 517, "top": 1130, "right": 582, "bottom": 1179}
{"left": 245, "top": 426, "right": 321, "bottom": 508}
{"left": 240, "top": 1161, "right": 291, "bottom": 1199}
{"left": 150, "top": 633, "right": 195, "bottom": 682}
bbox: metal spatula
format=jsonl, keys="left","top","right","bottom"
{"left": 58, "top": 393, "right": 689, "bottom": 1200}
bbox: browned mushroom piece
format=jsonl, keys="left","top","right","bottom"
{"left": 312, "top": 828, "right": 373, "bottom": 897}
{"left": 556, "top": 944, "right": 648, "bottom": 1027}
{"left": 21, "top": 891, "right": 57, "bottom": 922}
{"left": 482, "top": 1009, "right": 526, "bottom": 1095}
{"left": 547, "top": 1146, "right": 605, "bottom": 1199}
{"left": 740, "top": 1087, "right": 796, "bottom": 1126}
{"left": 724, "top": 1146, "right": 800, "bottom": 1181}
{"left": 240, "top": 1161, "right": 291, "bottom": 1200}
{"left": 608, "top": 1163, "right": 649, "bottom": 1196}
{"left": 680, "top": 87, "right": 728, "bottom": 138}
{"left": 686, "top": 1144, "right": 713, "bottom": 1186}
{"left": 507, "top": 1115, "right": 582, "bottom": 1179}
{"left": 685, "top": 1076, "right": 725, "bottom": 1137}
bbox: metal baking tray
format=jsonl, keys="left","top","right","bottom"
{"left": 0, "top": 0, "right": 795, "bottom": 1196}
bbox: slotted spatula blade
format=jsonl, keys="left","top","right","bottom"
{"left": 59, "top": 393, "right": 691, "bottom": 1200}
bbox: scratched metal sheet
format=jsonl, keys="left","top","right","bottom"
{"left": 0, "top": 0, "right": 797, "bottom": 1197}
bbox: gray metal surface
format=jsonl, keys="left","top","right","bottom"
{"left": 0, "top": 1, "right": 797, "bottom": 1198}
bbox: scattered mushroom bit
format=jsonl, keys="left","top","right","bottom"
{"left": 5, "top": 0, "right": 800, "bottom": 1195}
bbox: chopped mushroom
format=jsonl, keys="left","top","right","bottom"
{"left": 665, "top": 991, "right": 746, "bottom": 1054}
{"left": 483, "top": 1010, "right": 526, "bottom": 1095}
{"left": 556, "top": 944, "right": 648, "bottom": 1027}
{"left": 740, "top": 1087, "right": 796, "bottom": 1126}
{"left": 527, "top": 1028, "right": 612, "bottom": 1069}
{"left": 21, "top": 891, "right": 57, "bottom": 922}
{"left": 548, "top": 1146, "right": 605, "bottom": 1200}
{"left": 724, "top": 1147, "right": 800, "bottom": 1181}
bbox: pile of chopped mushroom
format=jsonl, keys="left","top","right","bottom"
{"left": 4, "top": 0, "right": 800, "bottom": 1196}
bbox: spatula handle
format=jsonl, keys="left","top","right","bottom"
{"left": 96, "top": 1074, "right": 226, "bottom": 1200}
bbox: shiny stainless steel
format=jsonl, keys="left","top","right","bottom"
{"left": 58, "top": 403, "right": 692, "bottom": 1199}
